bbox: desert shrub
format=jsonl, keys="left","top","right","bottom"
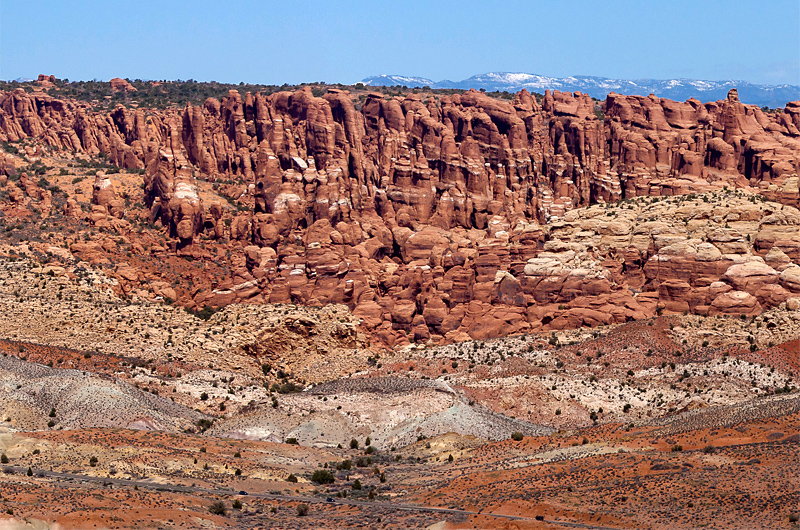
{"left": 350, "top": 438, "right": 359, "bottom": 449}
{"left": 703, "top": 445, "right": 716, "bottom": 454}
{"left": 196, "top": 306, "right": 216, "bottom": 321}
{"left": 232, "top": 499, "right": 242, "bottom": 510}
{"left": 275, "top": 382, "right": 300, "bottom": 394}
{"left": 311, "top": 469, "right": 335, "bottom": 484}
{"left": 209, "top": 501, "right": 226, "bottom": 515}
{"left": 287, "top": 474, "right": 298, "bottom": 483}
{"left": 352, "top": 479, "right": 362, "bottom": 490}
{"left": 296, "top": 503, "right": 309, "bottom": 516}
{"left": 285, "top": 437, "right": 299, "bottom": 445}
{"left": 511, "top": 432, "right": 524, "bottom": 441}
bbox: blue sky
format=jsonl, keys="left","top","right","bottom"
{"left": 1, "top": 0, "right": 798, "bottom": 85}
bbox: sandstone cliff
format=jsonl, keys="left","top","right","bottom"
{"left": 1, "top": 85, "right": 799, "bottom": 345}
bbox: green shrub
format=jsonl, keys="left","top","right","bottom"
{"left": 196, "top": 306, "right": 216, "bottom": 320}
{"left": 510, "top": 432, "right": 524, "bottom": 441}
{"left": 311, "top": 469, "right": 335, "bottom": 484}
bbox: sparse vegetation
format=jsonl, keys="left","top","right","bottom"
{"left": 208, "top": 501, "right": 226, "bottom": 516}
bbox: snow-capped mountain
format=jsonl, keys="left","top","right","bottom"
{"left": 362, "top": 74, "right": 435, "bottom": 87}
{"left": 362, "top": 72, "right": 800, "bottom": 108}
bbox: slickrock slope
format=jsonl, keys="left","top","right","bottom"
{"left": 208, "top": 377, "right": 552, "bottom": 450}
{"left": 0, "top": 355, "right": 205, "bottom": 432}
{"left": 1, "top": 83, "right": 800, "bottom": 345}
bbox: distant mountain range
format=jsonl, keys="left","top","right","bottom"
{"left": 362, "top": 72, "right": 800, "bottom": 108}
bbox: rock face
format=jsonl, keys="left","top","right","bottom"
{"left": 110, "top": 78, "right": 136, "bottom": 92}
{"left": 144, "top": 148, "right": 203, "bottom": 248}
{"left": 1, "top": 86, "right": 800, "bottom": 345}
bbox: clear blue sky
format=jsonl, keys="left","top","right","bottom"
{"left": 1, "top": 0, "right": 798, "bottom": 85}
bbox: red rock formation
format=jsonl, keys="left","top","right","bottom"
{"left": 36, "top": 75, "right": 57, "bottom": 88}
{"left": 110, "top": 78, "right": 136, "bottom": 92}
{"left": 1, "top": 85, "right": 800, "bottom": 345}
